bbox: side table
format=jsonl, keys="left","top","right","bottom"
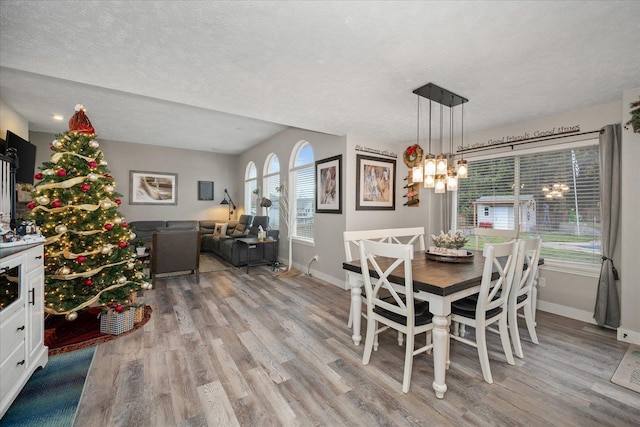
{"left": 236, "top": 238, "right": 279, "bottom": 274}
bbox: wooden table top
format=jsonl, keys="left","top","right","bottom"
{"left": 343, "top": 250, "right": 492, "bottom": 297}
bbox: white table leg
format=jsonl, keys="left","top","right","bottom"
{"left": 429, "top": 297, "right": 450, "bottom": 399}
{"left": 350, "top": 282, "right": 363, "bottom": 346}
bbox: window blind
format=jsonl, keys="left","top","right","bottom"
{"left": 457, "top": 144, "right": 601, "bottom": 264}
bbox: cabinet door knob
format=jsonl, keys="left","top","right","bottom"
{"left": 17, "top": 360, "right": 25, "bottom": 366}
{"left": 17, "top": 325, "right": 25, "bottom": 331}
{"left": 35, "top": 255, "right": 43, "bottom": 259}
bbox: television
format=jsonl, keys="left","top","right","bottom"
{"left": 6, "top": 130, "right": 36, "bottom": 185}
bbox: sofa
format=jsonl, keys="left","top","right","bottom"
{"left": 129, "top": 216, "right": 279, "bottom": 268}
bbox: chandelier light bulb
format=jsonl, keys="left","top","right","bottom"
{"left": 436, "top": 155, "right": 448, "bottom": 175}
{"left": 457, "top": 159, "right": 468, "bottom": 178}
{"left": 435, "top": 175, "right": 446, "bottom": 193}
{"left": 412, "top": 165, "right": 424, "bottom": 183}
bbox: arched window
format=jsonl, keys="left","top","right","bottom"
{"left": 263, "top": 154, "right": 280, "bottom": 229}
{"left": 289, "top": 141, "right": 314, "bottom": 241}
{"left": 244, "top": 161, "right": 258, "bottom": 216}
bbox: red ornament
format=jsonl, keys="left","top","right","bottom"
{"left": 121, "top": 221, "right": 127, "bottom": 228}
{"left": 51, "top": 200, "right": 62, "bottom": 208}
{"left": 76, "top": 255, "right": 87, "bottom": 263}
{"left": 57, "top": 169, "right": 67, "bottom": 177}
{"left": 34, "top": 172, "right": 43, "bottom": 180}
{"left": 88, "top": 161, "right": 97, "bottom": 168}
{"left": 115, "top": 304, "right": 123, "bottom": 313}
{"left": 115, "top": 199, "right": 122, "bottom": 205}
{"left": 118, "top": 241, "right": 128, "bottom": 248}
{"left": 84, "top": 278, "right": 93, "bottom": 287}
{"left": 104, "top": 223, "right": 113, "bottom": 231}
{"left": 81, "top": 183, "right": 91, "bottom": 192}
{"left": 27, "top": 202, "right": 36, "bottom": 210}
{"left": 104, "top": 174, "right": 112, "bottom": 179}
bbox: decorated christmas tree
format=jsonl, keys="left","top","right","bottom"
{"left": 28, "top": 105, "right": 150, "bottom": 321}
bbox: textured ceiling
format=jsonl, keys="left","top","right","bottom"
{"left": 1, "top": 1, "right": 639, "bottom": 154}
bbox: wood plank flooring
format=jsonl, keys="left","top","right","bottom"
{"left": 74, "top": 256, "right": 640, "bottom": 426}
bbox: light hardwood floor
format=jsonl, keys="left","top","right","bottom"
{"left": 74, "top": 256, "right": 640, "bottom": 426}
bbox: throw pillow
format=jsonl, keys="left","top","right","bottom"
{"left": 214, "top": 223, "right": 228, "bottom": 236}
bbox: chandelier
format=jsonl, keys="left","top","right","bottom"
{"left": 411, "top": 83, "right": 469, "bottom": 193}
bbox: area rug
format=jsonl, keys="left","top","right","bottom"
{"left": 0, "top": 345, "right": 96, "bottom": 427}
{"left": 611, "top": 344, "right": 640, "bottom": 393}
{"left": 45, "top": 306, "right": 152, "bottom": 356}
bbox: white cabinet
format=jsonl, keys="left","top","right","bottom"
{"left": 0, "top": 244, "right": 48, "bottom": 418}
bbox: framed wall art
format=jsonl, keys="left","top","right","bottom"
{"left": 355, "top": 154, "right": 395, "bottom": 211}
{"left": 198, "top": 181, "right": 214, "bottom": 200}
{"left": 129, "top": 170, "right": 178, "bottom": 205}
{"left": 315, "top": 155, "right": 342, "bottom": 214}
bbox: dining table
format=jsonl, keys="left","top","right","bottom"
{"left": 342, "top": 250, "right": 495, "bottom": 399}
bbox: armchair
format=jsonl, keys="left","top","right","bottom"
{"left": 151, "top": 229, "right": 201, "bottom": 285}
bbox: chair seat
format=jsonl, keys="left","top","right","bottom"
{"left": 451, "top": 296, "right": 503, "bottom": 319}
{"left": 374, "top": 301, "right": 433, "bottom": 326}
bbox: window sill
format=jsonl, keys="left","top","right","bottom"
{"left": 539, "top": 259, "right": 600, "bottom": 278}
{"left": 292, "top": 236, "right": 315, "bottom": 247}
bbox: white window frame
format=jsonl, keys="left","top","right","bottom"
{"left": 263, "top": 153, "right": 280, "bottom": 230}
{"left": 244, "top": 161, "right": 258, "bottom": 216}
{"left": 289, "top": 141, "right": 315, "bottom": 244}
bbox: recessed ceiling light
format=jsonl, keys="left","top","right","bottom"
{"left": 51, "top": 114, "right": 64, "bottom": 121}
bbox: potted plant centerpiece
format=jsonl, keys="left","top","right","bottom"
{"left": 430, "top": 230, "right": 469, "bottom": 256}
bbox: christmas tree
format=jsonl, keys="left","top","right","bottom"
{"left": 28, "top": 104, "right": 150, "bottom": 321}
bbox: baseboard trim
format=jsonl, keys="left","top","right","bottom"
{"left": 617, "top": 328, "right": 640, "bottom": 345}
{"left": 537, "top": 301, "right": 596, "bottom": 325}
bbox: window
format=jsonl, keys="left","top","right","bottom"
{"left": 456, "top": 142, "right": 601, "bottom": 265}
{"left": 244, "top": 161, "right": 257, "bottom": 216}
{"left": 289, "top": 141, "right": 315, "bottom": 241}
{"left": 263, "top": 154, "right": 280, "bottom": 229}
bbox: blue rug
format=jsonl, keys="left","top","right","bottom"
{"left": 0, "top": 345, "right": 96, "bottom": 427}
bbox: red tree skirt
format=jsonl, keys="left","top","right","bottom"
{"left": 45, "top": 306, "right": 152, "bottom": 356}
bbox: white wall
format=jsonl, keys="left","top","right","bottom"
{"left": 619, "top": 86, "right": 640, "bottom": 344}
{"left": 29, "top": 131, "right": 239, "bottom": 223}
{"left": 0, "top": 100, "right": 29, "bottom": 141}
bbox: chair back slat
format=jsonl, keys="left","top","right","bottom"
{"left": 344, "top": 227, "right": 425, "bottom": 262}
{"left": 359, "top": 240, "right": 415, "bottom": 321}
{"left": 473, "top": 227, "right": 518, "bottom": 250}
{"left": 512, "top": 237, "right": 542, "bottom": 300}
{"left": 478, "top": 241, "right": 518, "bottom": 316}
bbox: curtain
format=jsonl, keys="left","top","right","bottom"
{"left": 594, "top": 124, "right": 621, "bottom": 328}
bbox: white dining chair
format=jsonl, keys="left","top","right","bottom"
{"left": 343, "top": 228, "right": 425, "bottom": 331}
{"left": 473, "top": 227, "right": 518, "bottom": 251}
{"left": 358, "top": 239, "right": 434, "bottom": 393}
{"left": 450, "top": 240, "right": 518, "bottom": 384}
{"left": 508, "top": 237, "right": 542, "bottom": 358}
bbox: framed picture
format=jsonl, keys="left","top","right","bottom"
{"left": 129, "top": 170, "right": 178, "bottom": 205}
{"left": 198, "top": 181, "right": 214, "bottom": 200}
{"left": 315, "top": 155, "right": 342, "bottom": 214}
{"left": 356, "top": 154, "right": 396, "bottom": 211}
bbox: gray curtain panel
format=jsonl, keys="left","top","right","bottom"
{"left": 594, "top": 124, "right": 621, "bottom": 328}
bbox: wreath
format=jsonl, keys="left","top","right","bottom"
{"left": 403, "top": 144, "right": 424, "bottom": 168}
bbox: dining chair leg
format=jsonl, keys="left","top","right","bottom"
{"left": 524, "top": 303, "right": 539, "bottom": 344}
{"left": 509, "top": 306, "right": 524, "bottom": 359}
{"left": 398, "top": 332, "right": 404, "bottom": 346}
{"left": 402, "top": 333, "right": 415, "bottom": 393}
{"left": 426, "top": 332, "right": 432, "bottom": 355}
{"left": 499, "top": 315, "right": 515, "bottom": 366}
{"left": 362, "top": 318, "right": 376, "bottom": 365}
{"left": 347, "top": 306, "right": 353, "bottom": 328}
{"left": 476, "top": 327, "right": 493, "bottom": 384}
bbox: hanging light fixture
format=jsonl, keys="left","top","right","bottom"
{"left": 412, "top": 83, "right": 468, "bottom": 193}
{"left": 423, "top": 97, "right": 436, "bottom": 188}
{"left": 412, "top": 95, "right": 424, "bottom": 183}
{"left": 457, "top": 102, "right": 468, "bottom": 178}
{"left": 446, "top": 107, "right": 458, "bottom": 192}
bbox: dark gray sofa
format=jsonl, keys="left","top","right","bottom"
{"left": 129, "top": 216, "right": 279, "bottom": 268}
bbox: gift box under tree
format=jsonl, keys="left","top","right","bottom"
{"left": 100, "top": 307, "right": 135, "bottom": 335}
